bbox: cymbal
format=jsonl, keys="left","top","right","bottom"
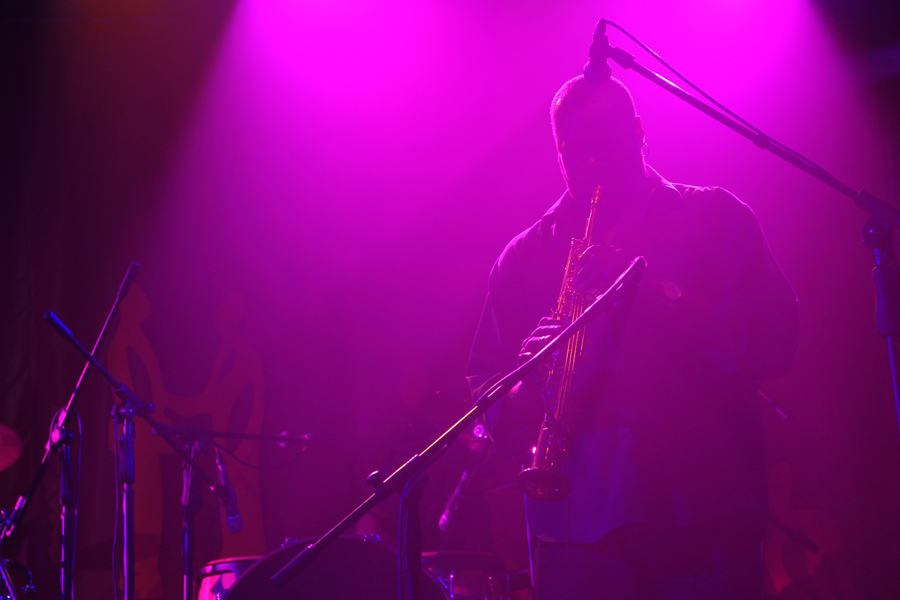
{"left": 0, "top": 423, "right": 23, "bottom": 472}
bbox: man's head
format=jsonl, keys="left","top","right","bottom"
{"left": 551, "top": 75, "right": 646, "bottom": 204}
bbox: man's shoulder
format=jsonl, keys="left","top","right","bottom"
{"left": 494, "top": 218, "right": 545, "bottom": 273}
{"left": 670, "top": 182, "right": 753, "bottom": 220}
{"left": 490, "top": 194, "right": 574, "bottom": 287}
{"left": 646, "top": 166, "right": 747, "bottom": 216}
{"left": 673, "top": 182, "right": 741, "bottom": 205}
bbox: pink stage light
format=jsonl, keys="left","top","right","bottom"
{"left": 243, "top": 0, "right": 440, "bottom": 115}
{"left": 154, "top": 0, "right": 885, "bottom": 296}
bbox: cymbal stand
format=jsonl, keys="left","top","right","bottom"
{"left": 0, "top": 557, "right": 34, "bottom": 599}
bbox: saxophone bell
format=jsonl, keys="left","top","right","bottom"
{"left": 517, "top": 416, "right": 572, "bottom": 501}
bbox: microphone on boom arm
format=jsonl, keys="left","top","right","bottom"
{"left": 584, "top": 19, "right": 612, "bottom": 84}
{"left": 215, "top": 448, "right": 243, "bottom": 534}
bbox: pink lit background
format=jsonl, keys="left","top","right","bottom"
{"left": 1, "top": 0, "right": 899, "bottom": 598}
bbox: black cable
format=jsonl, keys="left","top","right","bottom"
{"left": 213, "top": 441, "right": 307, "bottom": 472}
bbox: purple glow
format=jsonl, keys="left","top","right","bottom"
{"left": 156, "top": 0, "right": 888, "bottom": 476}
{"left": 146, "top": 4, "right": 891, "bottom": 594}
{"left": 3, "top": 0, "right": 897, "bottom": 596}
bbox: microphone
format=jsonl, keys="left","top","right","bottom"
{"left": 584, "top": 19, "right": 612, "bottom": 84}
{"left": 214, "top": 448, "right": 243, "bottom": 533}
{"left": 44, "top": 311, "right": 76, "bottom": 344}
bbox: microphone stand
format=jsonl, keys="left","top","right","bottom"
{"left": 41, "top": 312, "right": 241, "bottom": 600}
{"left": 269, "top": 257, "right": 646, "bottom": 600}
{"left": 181, "top": 440, "right": 204, "bottom": 600}
{"left": 0, "top": 261, "right": 140, "bottom": 600}
{"left": 590, "top": 19, "right": 900, "bottom": 439}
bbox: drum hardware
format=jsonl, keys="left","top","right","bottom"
{"left": 0, "top": 558, "right": 33, "bottom": 600}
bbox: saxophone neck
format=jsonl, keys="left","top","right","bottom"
{"left": 583, "top": 185, "right": 603, "bottom": 244}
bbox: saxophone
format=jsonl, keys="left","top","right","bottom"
{"left": 517, "top": 185, "right": 604, "bottom": 501}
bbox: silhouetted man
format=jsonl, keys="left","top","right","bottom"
{"left": 467, "top": 75, "right": 798, "bottom": 599}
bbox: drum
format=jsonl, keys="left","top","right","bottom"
{"left": 224, "top": 535, "right": 447, "bottom": 600}
{"left": 196, "top": 556, "right": 260, "bottom": 600}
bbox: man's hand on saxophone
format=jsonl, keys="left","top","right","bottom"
{"left": 518, "top": 317, "right": 564, "bottom": 367}
{"left": 518, "top": 244, "right": 629, "bottom": 370}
